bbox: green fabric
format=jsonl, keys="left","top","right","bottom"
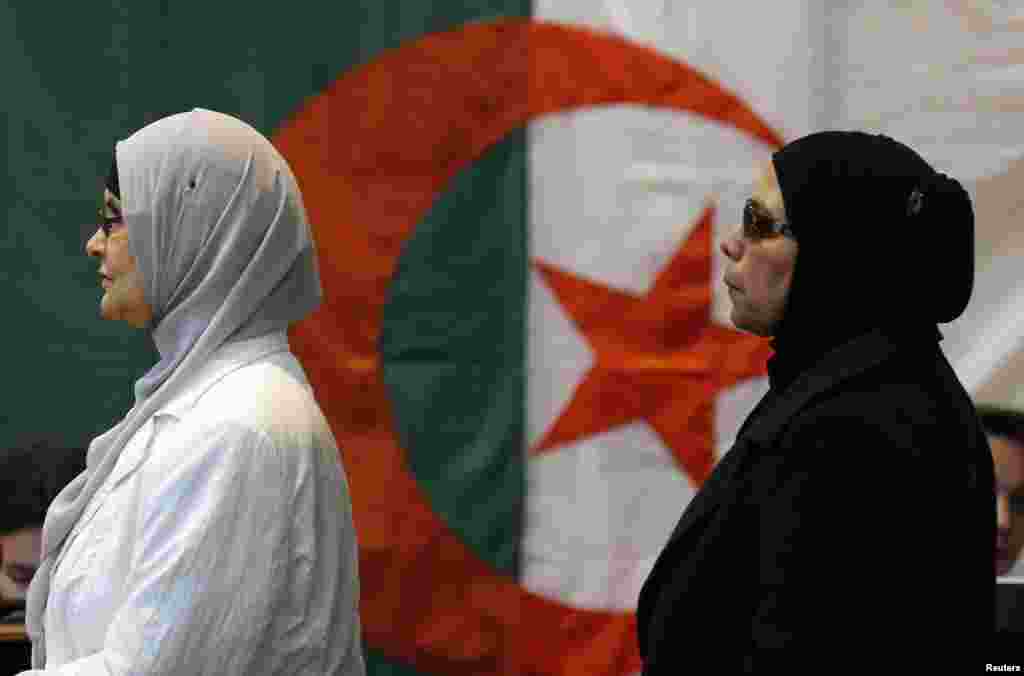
{"left": 380, "top": 128, "right": 527, "bottom": 580}
{"left": 2, "top": 1, "right": 528, "bottom": 673}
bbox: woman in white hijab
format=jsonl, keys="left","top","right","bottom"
{"left": 22, "top": 109, "right": 365, "bottom": 675}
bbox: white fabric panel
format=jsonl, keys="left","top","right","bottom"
{"left": 525, "top": 0, "right": 816, "bottom": 613}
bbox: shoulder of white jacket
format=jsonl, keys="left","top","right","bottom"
{"left": 182, "top": 358, "right": 322, "bottom": 443}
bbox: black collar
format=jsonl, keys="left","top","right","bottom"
{"left": 660, "top": 326, "right": 937, "bottom": 553}
{"left": 767, "top": 323, "right": 942, "bottom": 394}
{"left": 747, "top": 326, "right": 941, "bottom": 446}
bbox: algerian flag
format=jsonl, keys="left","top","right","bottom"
{"left": 7, "top": 2, "right": 1024, "bottom": 676}
{"left": 281, "top": 4, "right": 1022, "bottom": 674}
{"left": 277, "top": 2, "right": 783, "bottom": 675}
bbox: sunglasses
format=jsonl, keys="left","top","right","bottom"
{"left": 743, "top": 198, "right": 795, "bottom": 240}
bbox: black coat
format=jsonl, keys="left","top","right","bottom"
{"left": 636, "top": 328, "right": 995, "bottom": 673}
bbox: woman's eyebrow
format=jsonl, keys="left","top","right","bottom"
{"left": 748, "top": 197, "right": 771, "bottom": 215}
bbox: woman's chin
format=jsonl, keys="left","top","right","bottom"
{"left": 729, "top": 307, "right": 747, "bottom": 332}
{"left": 99, "top": 296, "right": 115, "bottom": 321}
{"left": 99, "top": 294, "right": 125, "bottom": 323}
{"left": 729, "top": 310, "right": 766, "bottom": 337}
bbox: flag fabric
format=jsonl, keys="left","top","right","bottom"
{"left": 4, "top": 2, "right": 1024, "bottom": 675}
{"left": 275, "top": 11, "right": 780, "bottom": 675}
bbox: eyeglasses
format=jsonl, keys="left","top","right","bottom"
{"left": 96, "top": 206, "right": 124, "bottom": 238}
{"left": 743, "top": 198, "right": 795, "bottom": 241}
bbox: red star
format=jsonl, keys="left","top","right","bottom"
{"left": 531, "top": 204, "right": 772, "bottom": 485}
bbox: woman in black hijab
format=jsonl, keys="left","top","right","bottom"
{"left": 636, "top": 131, "right": 995, "bottom": 673}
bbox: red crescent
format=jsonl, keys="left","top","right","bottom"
{"left": 274, "top": 18, "right": 784, "bottom": 676}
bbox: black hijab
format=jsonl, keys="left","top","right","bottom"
{"left": 766, "top": 131, "right": 974, "bottom": 390}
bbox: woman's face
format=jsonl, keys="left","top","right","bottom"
{"left": 720, "top": 162, "right": 798, "bottom": 337}
{"left": 85, "top": 189, "right": 153, "bottom": 328}
{"left": 991, "top": 433, "right": 1024, "bottom": 576}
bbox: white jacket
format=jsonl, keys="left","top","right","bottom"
{"left": 23, "top": 332, "right": 364, "bottom": 675}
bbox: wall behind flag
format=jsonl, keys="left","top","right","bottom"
{"left": 523, "top": 0, "right": 819, "bottom": 615}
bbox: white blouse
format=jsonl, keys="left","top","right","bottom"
{"left": 22, "top": 332, "right": 365, "bottom": 675}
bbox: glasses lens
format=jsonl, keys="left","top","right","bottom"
{"left": 742, "top": 199, "right": 789, "bottom": 240}
{"left": 743, "top": 200, "right": 767, "bottom": 239}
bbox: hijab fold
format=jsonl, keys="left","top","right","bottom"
{"left": 27, "top": 109, "right": 322, "bottom": 668}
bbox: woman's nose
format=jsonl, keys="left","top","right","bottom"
{"left": 85, "top": 228, "right": 104, "bottom": 258}
{"left": 720, "top": 226, "right": 743, "bottom": 261}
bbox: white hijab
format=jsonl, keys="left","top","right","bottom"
{"left": 26, "top": 108, "right": 323, "bottom": 666}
